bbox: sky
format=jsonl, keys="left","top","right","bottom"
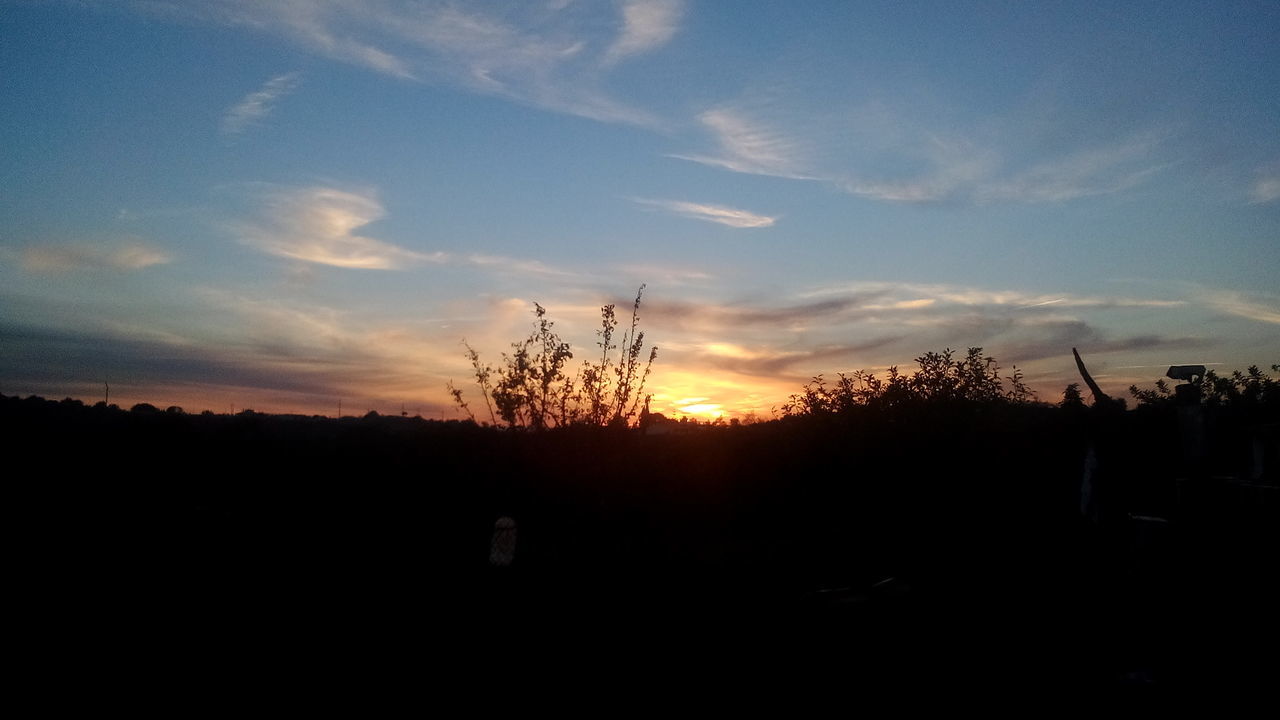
{"left": 1, "top": 0, "right": 1278, "bottom": 420}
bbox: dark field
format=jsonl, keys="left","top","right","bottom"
{"left": 9, "top": 393, "right": 1277, "bottom": 692}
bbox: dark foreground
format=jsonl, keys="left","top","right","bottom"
{"left": 8, "top": 394, "right": 1277, "bottom": 694}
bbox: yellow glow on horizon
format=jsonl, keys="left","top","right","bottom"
{"left": 645, "top": 365, "right": 800, "bottom": 421}
{"left": 676, "top": 403, "right": 723, "bottom": 419}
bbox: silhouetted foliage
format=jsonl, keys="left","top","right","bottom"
{"left": 451, "top": 285, "right": 657, "bottom": 429}
{"left": 1130, "top": 363, "right": 1280, "bottom": 408}
{"left": 1060, "top": 382, "right": 1086, "bottom": 410}
{"left": 781, "top": 347, "right": 1036, "bottom": 416}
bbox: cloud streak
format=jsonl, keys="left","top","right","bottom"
{"left": 147, "top": 0, "right": 668, "bottom": 125}
{"left": 975, "top": 133, "right": 1171, "bottom": 203}
{"left": 1250, "top": 176, "right": 1280, "bottom": 204}
{"left": 671, "top": 108, "right": 815, "bottom": 179}
{"left": 605, "top": 0, "right": 683, "bottom": 65}
{"left": 673, "top": 100, "right": 1173, "bottom": 205}
{"left": 20, "top": 242, "right": 172, "bottom": 273}
{"left": 221, "top": 71, "right": 300, "bottom": 136}
{"left": 226, "top": 184, "right": 592, "bottom": 276}
{"left": 628, "top": 280, "right": 1209, "bottom": 402}
{"left": 234, "top": 186, "right": 442, "bottom": 269}
{"left": 633, "top": 198, "right": 777, "bottom": 228}
{"left": 465, "top": 253, "right": 576, "bottom": 278}
{"left": 694, "top": 338, "right": 903, "bottom": 378}
{"left": 1202, "top": 290, "right": 1280, "bottom": 325}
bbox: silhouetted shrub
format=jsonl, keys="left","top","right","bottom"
{"left": 1130, "top": 363, "right": 1279, "bottom": 408}
{"left": 451, "top": 285, "right": 657, "bottom": 429}
{"left": 782, "top": 347, "right": 1035, "bottom": 416}
{"left": 1061, "top": 382, "right": 1086, "bottom": 410}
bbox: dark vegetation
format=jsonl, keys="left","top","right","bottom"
{"left": 1128, "top": 363, "right": 1280, "bottom": 409}
{"left": 449, "top": 285, "right": 656, "bottom": 429}
{"left": 9, "top": 329, "right": 1277, "bottom": 688}
{"left": 780, "top": 346, "right": 1036, "bottom": 416}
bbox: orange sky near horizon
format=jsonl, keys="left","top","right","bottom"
{"left": 18, "top": 346, "right": 1200, "bottom": 423}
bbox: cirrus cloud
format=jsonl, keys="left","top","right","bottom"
{"left": 141, "top": 0, "right": 676, "bottom": 126}
{"left": 1250, "top": 175, "right": 1280, "bottom": 205}
{"left": 604, "top": 0, "right": 684, "bottom": 65}
{"left": 221, "top": 71, "right": 301, "bottom": 136}
{"left": 632, "top": 197, "right": 777, "bottom": 228}
{"left": 20, "top": 242, "right": 172, "bottom": 273}
{"left": 234, "top": 185, "right": 443, "bottom": 270}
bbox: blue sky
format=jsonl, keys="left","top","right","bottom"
{"left": 2, "top": 0, "right": 1277, "bottom": 418}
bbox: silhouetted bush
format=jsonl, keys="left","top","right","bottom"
{"left": 1130, "top": 363, "right": 1279, "bottom": 408}
{"left": 782, "top": 347, "right": 1035, "bottom": 416}
{"left": 1060, "top": 382, "right": 1086, "bottom": 410}
{"left": 451, "top": 285, "right": 657, "bottom": 429}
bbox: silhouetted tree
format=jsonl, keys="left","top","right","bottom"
{"left": 1061, "top": 383, "right": 1086, "bottom": 410}
{"left": 452, "top": 286, "right": 657, "bottom": 429}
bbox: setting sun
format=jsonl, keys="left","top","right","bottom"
{"left": 675, "top": 403, "right": 724, "bottom": 420}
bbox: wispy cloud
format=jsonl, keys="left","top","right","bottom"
{"left": 604, "top": 0, "right": 684, "bottom": 65}
{"left": 612, "top": 263, "right": 713, "bottom": 286}
{"left": 465, "top": 254, "right": 575, "bottom": 277}
{"left": 1250, "top": 175, "right": 1280, "bottom": 204}
{"left": 976, "top": 132, "right": 1171, "bottom": 203}
{"left": 673, "top": 98, "right": 1172, "bottom": 204}
{"left": 1201, "top": 289, "right": 1280, "bottom": 325}
{"left": 694, "top": 338, "right": 902, "bottom": 378}
{"left": 633, "top": 198, "right": 777, "bottom": 228}
{"left": 798, "top": 281, "right": 1187, "bottom": 311}
{"left": 996, "top": 320, "right": 1208, "bottom": 365}
{"left": 177, "top": 2, "right": 417, "bottom": 79}
{"left": 643, "top": 291, "right": 893, "bottom": 333}
{"left": 839, "top": 133, "right": 998, "bottom": 203}
{"left": 145, "top": 1, "right": 663, "bottom": 125}
{"left": 20, "top": 242, "right": 172, "bottom": 273}
{"left": 227, "top": 184, "right": 592, "bottom": 275}
{"left": 221, "top": 71, "right": 300, "bottom": 136}
{"left": 234, "top": 185, "right": 442, "bottom": 269}
{"left": 671, "top": 107, "right": 815, "bottom": 179}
